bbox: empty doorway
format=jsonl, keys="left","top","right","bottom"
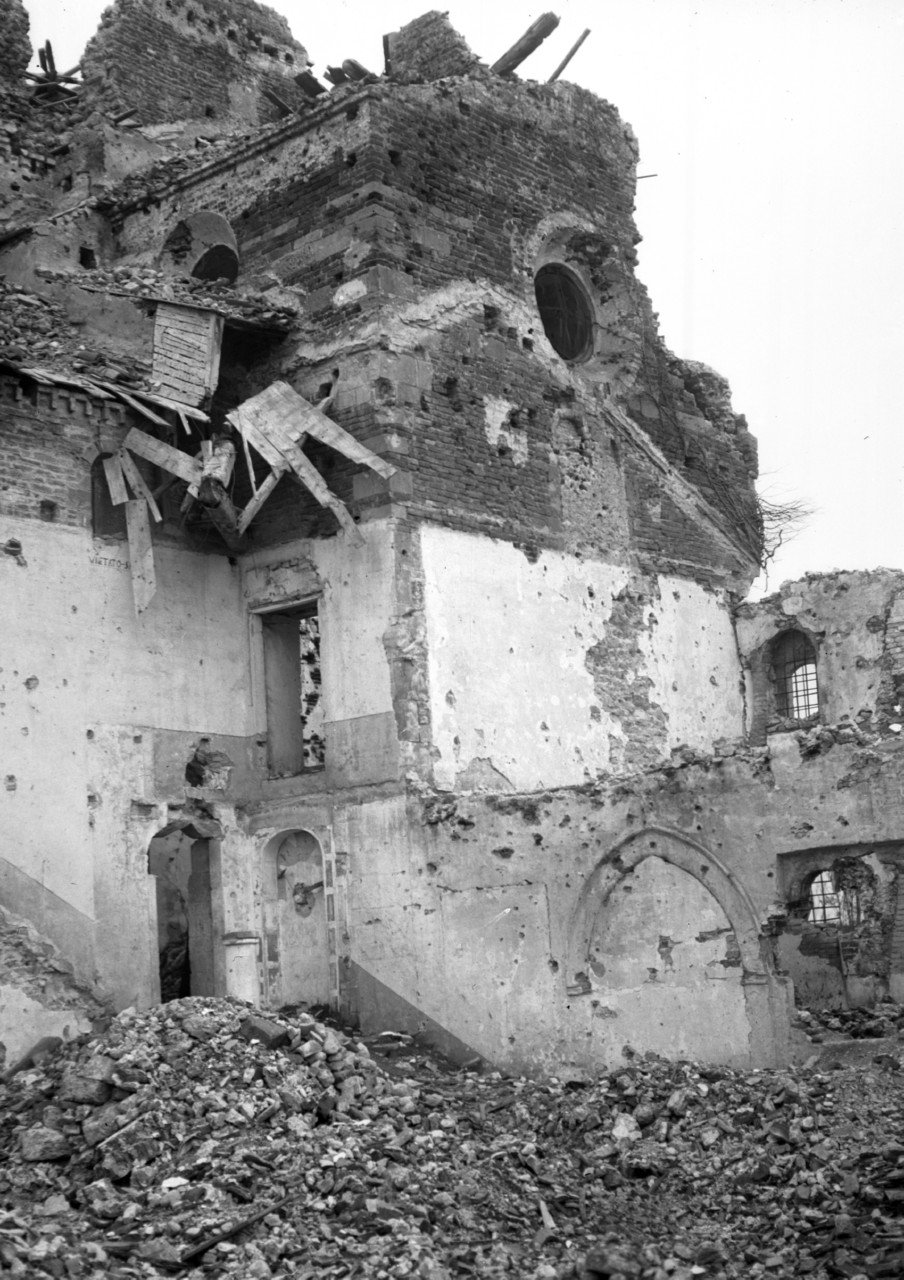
{"left": 148, "top": 829, "right": 216, "bottom": 1001}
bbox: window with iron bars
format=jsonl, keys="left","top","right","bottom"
{"left": 772, "top": 630, "right": 819, "bottom": 719}
{"left": 805, "top": 869, "right": 862, "bottom": 927}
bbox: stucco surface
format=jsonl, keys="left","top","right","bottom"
{"left": 420, "top": 526, "right": 744, "bottom": 791}
{"left": 0, "top": 521, "right": 249, "bottom": 918}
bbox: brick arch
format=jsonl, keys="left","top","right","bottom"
{"left": 566, "top": 825, "right": 769, "bottom": 997}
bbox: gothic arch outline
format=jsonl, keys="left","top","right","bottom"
{"left": 566, "top": 825, "right": 769, "bottom": 996}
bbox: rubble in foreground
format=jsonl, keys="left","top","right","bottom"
{"left": 1, "top": 998, "right": 904, "bottom": 1279}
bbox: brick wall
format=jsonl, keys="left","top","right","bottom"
{"left": 0, "top": 374, "right": 213, "bottom": 550}
{"left": 103, "top": 72, "right": 760, "bottom": 583}
{"left": 80, "top": 0, "right": 308, "bottom": 127}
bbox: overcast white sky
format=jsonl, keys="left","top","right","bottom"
{"left": 21, "top": 0, "right": 904, "bottom": 593}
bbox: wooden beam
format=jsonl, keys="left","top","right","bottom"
{"left": 342, "top": 59, "right": 374, "bottom": 80}
{"left": 240, "top": 429, "right": 259, "bottom": 498}
{"left": 123, "top": 427, "right": 203, "bottom": 486}
{"left": 547, "top": 28, "right": 590, "bottom": 82}
{"left": 103, "top": 453, "right": 128, "bottom": 506}
{"left": 262, "top": 86, "right": 293, "bottom": 116}
{"left": 119, "top": 449, "right": 162, "bottom": 522}
{"left": 294, "top": 69, "right": 326, "bottom": 98}
{"left": 93, "top": 381, "right": 170, "bottom": 427}
{"left": 289, "top": 449, "right": 363, "bottom": 544}
{"left": 237, "top": 469, "right": 281, "bottom": 535}
{"left": 125, "top": 499, "right": 155, "bottom": 613}
{"left": 491, "top": 13, "right": 560, "bottom": 76}
{"left": 232, "top": 381, "right": 396, "bottom": 478}
{"left": 197, "top": 477, "right": 244, "bottom": 550}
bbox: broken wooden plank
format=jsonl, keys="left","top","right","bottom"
{"left": 234, "top": 381, "right": 396, "bottom": 478}
{"left": 548, "top": 27, "right": 590, "bottom": 82}
{"left": 126, "top": 387, "right": 207, "bottom": 421}
{"left": 123, "top": 427, "right": 203, "bottom": 487}
{"left": 342, "top": 58, "right": 374, "bottom": 80}
{"left": 240, "top": 429, "right": 259, "bottom": 498}
{"left": 491, "top": 12, "right": 560, "bottom": 75}
{"left": 290, "top": 448, "right": 364, "bottom": 544}
{"left": 262, "top": 85, "right": 293, "bottom": 116}
{"left": 103, "top": 453, "right": 129, "bottom": 506}
{"left": 93, "top": 381, "right": 171, "bottom": 427}
{"left": 118, "top": 449, "right": 162, "bottom": 522}
{"left": 226, "top": 406, "right": 289, "bottom": 473}
{"left": 294, "top": 69, "right": 326, "bottom": 98}
{"left": 125, "top": 499, "right": 155, "bottom": 613}
{"left": 237, "top": 469, "right": 281, "bottom": 535}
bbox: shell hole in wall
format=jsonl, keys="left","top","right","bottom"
{"left": 160, "top": 211, "right": 239, "bottom": 284}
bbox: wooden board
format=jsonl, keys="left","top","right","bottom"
{"left": 102, "top": 452, "right": 129, "bottom": 505}
{"left": 125, "top": 499, "right": 156, "bottom": 613}
{"left": 118, "top": 448, "right": 162, "bottom": 522}
{"left": 233, "top": 381, "right": 396, "bottom": 477}
{"left": 152, "top": 304, "right": 223, "bottom": 407}
{"left": 123, "top": 427, "right": 203, "bottom": 487}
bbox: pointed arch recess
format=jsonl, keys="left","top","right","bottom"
{"left": 566, "top": 825, "right": 770, "bottom": 996}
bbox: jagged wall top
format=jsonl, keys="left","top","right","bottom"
{"left": 0, "top": 0, "right": 31, "bottom": 82}
{"left": 385, "top": 11, "right": 482, "bottom": 83}
{"left": 80, "top": 0, "right": 311, "bottom": 126}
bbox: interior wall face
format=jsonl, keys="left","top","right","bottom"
{"left": 419, "top": 525, "right": 744, "bottom": 791}
{"left": 0, "top": 517, "right": 251, "bottom": 998}
{"left": 261, "top": 830, "right": 330, "bottom": 1009}
{"left": 587, "top": 858, "right": 750, "bottom": 1063}
{"left": 339, "top": 790, "right": 788, "bottom": 1075}
{"left": 241, "top": 522, "right": 400, "bottom": 788}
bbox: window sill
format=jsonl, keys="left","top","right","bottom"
{"left": 261, "top": 770, "right": 330, "bottom": 800}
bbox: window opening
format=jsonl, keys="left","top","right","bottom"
{"left": 772, "top": 630, "right": 819, "bottom": 719}
{"left": 91, "top": 454, "right": 127, "bottom": 538}
{"left": 807, "top": 870, "right": 840, "bottom": 924}
{"left": 805, "top": 869, "right": 862, "bottom": 927}
{"left": 534, "top": 263, "right": 593, "bottom": 362}
{"left": 261, "top": 605, "right": 324, "bottom": 777}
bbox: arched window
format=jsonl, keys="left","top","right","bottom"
{"left": 534, "top": 263, "right": 593, "bottom": 362}
{"left": 160, "top": 211, "right": 239, "bottom": 284}
{"left": 91, "top": 454, "right": 126, "bottom": 538}
{"left": 771, "top": 629, "right": 819, "bottom": 720}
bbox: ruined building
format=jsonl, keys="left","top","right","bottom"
{"left": 2, "top": 2, "right": 903, "bottom": 1075}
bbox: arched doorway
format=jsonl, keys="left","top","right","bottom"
{"left": 261, "top": 829, "right": 330, "bottom": 1010}
{"left": 147, "top": 824, "right": 218, "bottom": 1001}
{"left": 566, "top": 827, "right": 791, "bottom": 1067}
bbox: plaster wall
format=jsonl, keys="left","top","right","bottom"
{"left": 420, "top": 525, "right": 744, "bottom": 792}
{"left": 338, "top": 790, "right": 783, "bottom": 1074}
{"left": 736, "top": 570, "right": 904, "bottom": 727}
{"left": 588, "top": 857, "right": 750, "bottom": 1063}
{"left": 0, "top": 517, "right": 250, "bottom": 992}
{"left": 241, "top": 522, "right": 399, "bottom": 787}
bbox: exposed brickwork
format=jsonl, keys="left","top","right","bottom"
{"left": 81, "top": 0, "right": 309, "bottom": 127}
{"left": 93, "top": 72, "right": 757, "bottom": 581}
{"left": 0, "top": 378, "right": 120, "bottom": 530}
{"left": 385, "top": 11, "right": 481, "bottom": 83}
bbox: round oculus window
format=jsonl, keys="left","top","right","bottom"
{"left": 534, "top": 263, "right": 593, "bottom": 362}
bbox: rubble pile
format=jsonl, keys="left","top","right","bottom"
{"left": 0, "top": 279, "right": 91, "bottom": 370}
{"left": 794, "top": 1003, "right": 904, "bottom": 1044}
{"left": 36, "top": 266, "right": 299, "bottom": 330}
{"left": 2, "top": 998, "right": 904, "bottom": 1279}
{"left": 91, "top": 125, "right": 288, "bottom": 213}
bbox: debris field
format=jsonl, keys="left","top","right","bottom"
{"left": 1, "top": 998, "right": 903, "bottom": 1279}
